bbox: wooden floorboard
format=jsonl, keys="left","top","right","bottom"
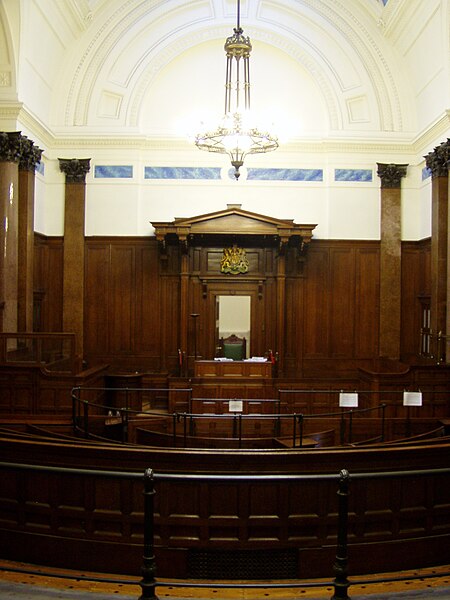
{"left": 1, "top": 561, "right": 450, "bottom": 598}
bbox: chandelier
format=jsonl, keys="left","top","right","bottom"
{"left": 195, "top": 0, "right": 278, "bottom": 180}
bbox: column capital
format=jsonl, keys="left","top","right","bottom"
{"left": 424, "top": 139, "right": 450, "bottom": 178}
{"left": 58, "top": 158, "right": 91, "bottom": 183}
{"left": 0, "top": 131, "right": 22, "bottom": 163}
{"left": 18, "top": 136, "right": 43, "bottom": 172}
{"left": 376, "top": 163, "right": 408, "bottom": 188}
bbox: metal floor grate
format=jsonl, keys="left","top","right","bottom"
{"left": 187, "top": 547, "right": 299, "bottom": 580}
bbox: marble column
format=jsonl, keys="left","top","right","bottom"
{"left": 425, "top": 139, "right": 450, "bottom": 362}
{"left": 18, "top": 138, "right": 43, "bottom": 332}
{"left": 0, "top": 132, "right": 22, "bottom": 332}
{"left": 59, "top": 158, "right": 91, "bottom": 369}
{"left": 377, "top": 162, "right": 408, "bottom": 360}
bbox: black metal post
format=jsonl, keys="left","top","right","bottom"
{"left": 182, "top": 412, "right": 187, "bottom": 447}
{"left": 276, "top": 397, "right": 281, "bottom": 436}
{"left": 83, "top": 399, "right": 89, "bottom": 439}
{"left": 331, "top": 469, "right": 351, "bottom": 600}
{"left": 139, "top": 468, "right": 158, "bottom": 600}
{"left": 292, "top": 413, "right": 297, "bottom": 447}
{"left": 298, "top": 414, "right": 304, "bottom": 447}
{"left": 190, "top": 313, "right": 199, "bottom": 370}
{"left": 339, "top": 409, "right": 346, "bottom": 445}
{"left": 238, "top": 413, "right": 242, "bottom": 448}
{"left": 381, "top": 403, "right": 386, "bottom": 441}
{"left": 172, "top": 413, "right": 177, "bottom": 447}
{"left": 348, "top": 411, "right": 353, "bottom": 445}
{"left": 71, "top": 388, "right": 78, "bottom": 435}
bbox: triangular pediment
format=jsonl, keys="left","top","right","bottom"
{"left": 152, "top": 205, "right": 317, "bottom": 245}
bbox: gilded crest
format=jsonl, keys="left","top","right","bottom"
{"left": 220, "top": 246, "right": 249, "bottom": 274}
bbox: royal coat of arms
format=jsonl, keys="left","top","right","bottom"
{"left": 220, "top": 246, "right": 249, "bottom": 274}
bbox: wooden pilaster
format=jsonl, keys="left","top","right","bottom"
{"left": 276, "top": 246, "right": 286, "bottom": 375}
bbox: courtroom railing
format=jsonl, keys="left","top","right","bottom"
{"left": 2, "top": 460, "right": 449, "bottom": 600}
{"left": 71, "top": 386, "right": 399, "bottom": 447}
{"left": 71, "top": 383, "right": 450, "bottom": 448}
{"left": 0, "top": 332, "right": 77, "bottom": 373}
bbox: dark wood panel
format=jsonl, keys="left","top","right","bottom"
{"left": 355, "top": 247, "right": 380, "bottom": 358}
{"left": 33, "top": 235, "right": 63, "bottom": 332}
{"left": 401, "top": 240, "right": 431, "bottom": 360}
{"left": 135, "top": 244, "right": 160, "bottom": 354}
{"left": 84, "top": 244, "right": 109, "bottom": 356}
{"left": 109, "top": 245, "right": 135, "bottom": 352}
{"left": 329, "top": 247, "right": 355, "bottom": 357}
{"left": 303, "top": 246, "right": 330, "bottom": 358}
{"left": 1, "top": 438, "right": 450, "bottom": 578}
{"left": 33, "top": 234, "right": 431, "bottom": 377}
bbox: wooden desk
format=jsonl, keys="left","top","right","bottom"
{"left": 195, "top": 360, "right": 272, "bottom": 378}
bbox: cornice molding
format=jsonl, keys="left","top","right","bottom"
{"left": 1, "top": 102, "right": 448, "bottom": 162}
{"left": 412, "top": 111, "right": 450, "bottom": 157}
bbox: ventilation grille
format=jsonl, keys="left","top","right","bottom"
{"left": 187, "top": 548, "right": 298, "bottom": 580}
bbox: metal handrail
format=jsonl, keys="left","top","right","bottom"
{"left": 1, "top": 460, "right": 450, "bottom": 600}
{"left": 71, "top": 383, "right": 450, "bottom": 447}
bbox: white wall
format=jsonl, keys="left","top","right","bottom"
{"left": 31, "top": 153, "right": 432, "bottom": 241}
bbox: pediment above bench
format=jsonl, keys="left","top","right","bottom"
{"left": 151, "top": 205, "right": 317, "bottom": 253}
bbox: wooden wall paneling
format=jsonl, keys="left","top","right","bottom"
{"left": 2, "top": 453, "right": 450, "bottom": 579}
{"left": 109, "top": 244, "right": 135, "bottom": 354}
{"left": 401, "top": 244, "right": 422, "bottom": 359}
{"left": 84, "top": 243, "right": 110, "bottom": 360}
{"left": 329, "top": 247, "right": 356, "bottom": 357}
{"left": 400, "top": 239, "right": 430, "bottom": 361}
{"left": 250, "top": 282, "right": 265, "bottom": 357}
{"left": 159, "top": 274, "right": 180, "bottom": 373}
{"left": 284, "top": 276, "right": 303, "bottom": 377}
{"left": 190, "top": 277, "right": 205, "bottom": 360}
{"left": 303, "top": 244, "right": 330, "bottom": 358}
{"left": 0, "top": 370, "right": 36, "bottom": 413}
{"left": 419, "top": 238, "right": 431, "bottom": 295}
{"left": 33, "top": 235, "right": 63, "bottom": 332}
{"left": 261, "top": 248, "right": 277, "bottom": 358}
{"left": 354, "top": 246, "right": 380, "bottom": 359}
{"left": 135, "top": 243, "right": 160, "bottom": 357}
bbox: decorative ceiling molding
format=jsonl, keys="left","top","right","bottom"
{"left": 307, "top": 0, "right": 402, "bottom": 131}
{"left": 64, "top": 0, "right": 406, "bottom": 134}
{"left": 5, "top": 101, "right": 448, "bottom": 163}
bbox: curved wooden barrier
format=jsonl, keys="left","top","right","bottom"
{"left": 1, "top": 428, "right": 450, "bottom": 580}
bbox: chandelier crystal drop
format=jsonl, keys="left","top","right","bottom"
{"left": 195, "top": 0, "right": 278, "bottom": 180}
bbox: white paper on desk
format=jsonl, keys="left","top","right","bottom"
{"left": 403, "top": 391, "right": 422, "bottom": 406}
{"left": 229, "top": 400, "right": 243, "bottom": 412}
{"left": 339, "top": 392, "right": 358, "bottom": 407}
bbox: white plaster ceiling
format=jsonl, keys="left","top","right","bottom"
{"left": 56, "top": 0, "right": 410, "bottom": 139}
{"left": 1, "top": 0, "right": 448, "bottom": 148}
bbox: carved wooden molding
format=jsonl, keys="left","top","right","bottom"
{"left": 151, "top": 206, "right": 317, "bottom": 254}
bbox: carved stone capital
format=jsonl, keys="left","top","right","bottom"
{"left": 18, "top": 136, "right": 43, "bottom": 171}
{"left": 0, "top": 131, "right": 23, "bottom": 163}
{"left": 424, "top": 139, "right": 450, "bottom": 178}
{"left": 377, "top": 163, "right": 408, "bottom": 188}
{"left": 58, "top": 158, "right": 91, "bottom": 183}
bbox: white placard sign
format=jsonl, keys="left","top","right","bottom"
{"left": 403, "top": 392, "right": 422, "bottom": 407}
{"left": 339, "top": 392, "right": 358, "bottom": 408}
{"left": 229, "top": 400, "right": 243, "bottom": 412}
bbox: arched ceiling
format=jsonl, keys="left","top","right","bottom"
{"left": 53, "top": 0, "right": 411, "bottom": 140}
{"left": 1, "top": 0, "right": 436, "bottom": 147}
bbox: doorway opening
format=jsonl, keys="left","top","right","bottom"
{"left": 216, "top": 295, "right": 251, "bottom": 358}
